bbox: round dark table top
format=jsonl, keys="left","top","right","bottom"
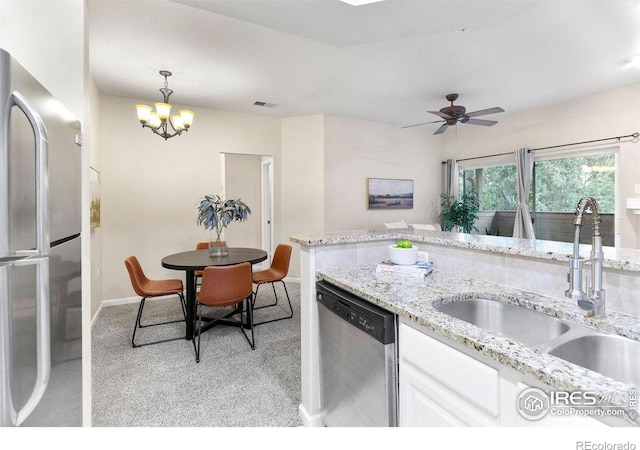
{"left": 161, "top": 247, "right": 268, "bottom": 271}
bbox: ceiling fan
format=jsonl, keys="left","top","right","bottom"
{"left": 403, "top": 94, "right": 504, "bottom": 135}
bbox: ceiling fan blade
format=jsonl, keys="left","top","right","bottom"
{"left": 428, "top": 110, "right": 453, "bottom": 119}
{"left": 434, "top": 123, "right": 449, "bottom": 135}
{"left": 464, "top": 118, "right": 498, "bottom": 126}
{"left": 465, "top": 107, "right": 504, "bottom": 118}
{"left": 401, "top": 119, "right": 445, "bottom": 129}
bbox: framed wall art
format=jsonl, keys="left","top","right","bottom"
{"left": 366, "top": 178, "right": 413, "bottom": 209}
{"left": 90, "top": 167, "right": 101, "bottom": 229}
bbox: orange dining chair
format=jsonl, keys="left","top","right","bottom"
{"left": 251, "top": 244, "right": 293, "bottom": 326}
{"left": 195, "top": 241, "right": 226, "bottom": 288}
{"left": 125, "top": 256, "right": 186, "bottom": 348}
{"left": 194, "top": 262, "right": 255, "bottom": 363}
{"left": 194, "top": 241, "right": 208, "bottom": 288}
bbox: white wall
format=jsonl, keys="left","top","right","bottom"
{"left": 324, "top": 115, "right": 442, "bottom": 231}
{"left": 441, "top": 83, "right": 640, "bottom": 248}
{"left": 99, "top": 95, "right": 281, "bottom": 301}
{"left": 281, "top": 116, "right": 326, "bottom": 278}
{"left": 279, "top": 114, "right": 442, "bottom": 278}
{"left": 0, "top": 0, "right": 85, "bottom": 120}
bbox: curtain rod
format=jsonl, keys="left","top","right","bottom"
{"left": 440, "top": 151, "right": 512, "bottom": 164}
{"left": 528, "top": 132, "right": 639, "bottom": 152}
{"left": 440, "top": 132, "right": 639, "bottom": 164}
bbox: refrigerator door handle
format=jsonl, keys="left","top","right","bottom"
{"left": 10, "top": 257, "right": 51, "bottom": 426}
{"left": 9, "top": 90, "right": 49, "bottom": 257}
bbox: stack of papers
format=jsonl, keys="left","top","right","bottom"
{"left": 376, "top": 260, "right": 434, "bottom": 278}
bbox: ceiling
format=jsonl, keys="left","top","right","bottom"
{"left": 88, "top": 0, "right": 640, "bottom": 130}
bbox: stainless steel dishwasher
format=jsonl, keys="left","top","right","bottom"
{"left": 316, "top": 281, "right": 397, "bottom": 427}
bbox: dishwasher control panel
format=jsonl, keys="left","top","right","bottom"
{"left": 316, "top": 281, "right": 395, "bottom": 344}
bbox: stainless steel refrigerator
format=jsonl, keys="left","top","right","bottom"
{"left": 0, "top": 48, "right": 82, "bottom": 426}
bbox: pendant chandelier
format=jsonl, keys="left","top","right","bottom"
{"left": 135, "top": 70, "right": 195, "bottom": 140}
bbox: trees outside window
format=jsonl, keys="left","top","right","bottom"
{"left": 456, "top": 151, "right": 615, "bottom": 242}
{"left": 460, "top": 165, "right": 517, "bottom": 211}
{"left": 533, "top": 154, "right": 615, "bottom": 213}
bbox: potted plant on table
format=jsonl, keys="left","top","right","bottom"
{"left": 439, "top": 190, "right": 480, "bottom": 234}
{"left": 196, "top": 194, "right": 251, "bottom": 257}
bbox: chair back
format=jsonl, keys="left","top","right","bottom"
{"left": 196, "top": 241, "right": 227, "bottom": 250}
{"left": 124, "top": 256, "right": 150, "bottom": 297}
{"left": 270, "top": 244, "right": 292, "bottom": 279}
{"left": 198, "top": 262, "right": 253, "bottom": 307}
{"left": 195, "top": 241, "right": 227, "bottom": 278}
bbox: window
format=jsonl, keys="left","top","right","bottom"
{"left": 459, "top": 165, "right": 517, "bottom": 211}
{"left": 533, "top": 153, "right": 615, "bottom": 213}
{"left": 456, "top": 150, "right": 616, "bottom": 244}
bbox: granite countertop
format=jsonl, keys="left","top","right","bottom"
{"left": 316, "top": 264, "right": 640, "bottom": 425}
{"left": 291, "top": 228, "right": 640, "bottom": 272}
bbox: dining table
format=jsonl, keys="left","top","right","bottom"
{"left": 161, "top": 247, "right": 268, "bottom": 341}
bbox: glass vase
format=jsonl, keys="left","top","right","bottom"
{"left": 209, "top": 228, "right": 229, "bottom": 257}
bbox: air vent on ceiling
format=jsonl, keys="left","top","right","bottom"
{"left": 254, "top": 101, "right": 277, "bottom": 108}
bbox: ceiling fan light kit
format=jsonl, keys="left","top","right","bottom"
{"left": 403, "top": 93, "right": 504, "bottom": 135}
{"left": 135, "top": 70, "right": 195, "bottom": 140}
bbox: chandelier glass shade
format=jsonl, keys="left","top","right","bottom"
{"left": 135, "top": 70, "right": 194, "bottom": 140}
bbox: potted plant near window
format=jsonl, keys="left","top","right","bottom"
{"left": 196, "top": 194, "right": 251, "bottom": 257}
{"left": 439, "top": 190, "right": 480, "bottom": 234}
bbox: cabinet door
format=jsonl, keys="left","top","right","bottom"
{"left": 400, "top": 362, "right": 497, "bottom": 426}
{"left": 400, "top": 363, "right": 466, "bottom": 426}
{"left": 400, "top": 323, "right": 499, "bottom": 417}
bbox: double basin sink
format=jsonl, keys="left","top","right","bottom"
{"left": 434, "top": 298, "right": 640, "bottom": 388}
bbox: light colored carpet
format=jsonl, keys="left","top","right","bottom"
{"left": 92, "top": 282, "right": 302, "bottom": 427}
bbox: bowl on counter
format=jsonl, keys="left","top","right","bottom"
{"left": 388, "top": 244, "right": 418, "bottom": 265}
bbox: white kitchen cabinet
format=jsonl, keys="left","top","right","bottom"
{"left": 399, "top": 322, "right": 499, "bottom": 426}
{"left": 398, "top": 320, "right": 609, "bottom": 427}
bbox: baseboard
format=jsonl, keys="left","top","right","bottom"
{"left": 92, "top": 295, "right": 139, "bottom": 326}
{"left": 298, "top": 403, "right": 324, "bottom": 427}
{"left": 92, "top": 279, "right": 299, "bottom": 325}
{"left": 284, "top": 276, "right": 300, "bottom": 284}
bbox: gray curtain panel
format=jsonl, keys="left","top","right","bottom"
{"left": 512, "top": 148, "right": 536, "bottom": 239}
{"left": 444, "top": 159, "right": 458, "bottom": 200}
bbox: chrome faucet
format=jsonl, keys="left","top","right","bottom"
{"left": 564, "top": 196, "right": 605, "bottom": 317}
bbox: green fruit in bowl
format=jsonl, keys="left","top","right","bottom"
{"left": 396, "top": 240, "right": 413, "bottom": 248}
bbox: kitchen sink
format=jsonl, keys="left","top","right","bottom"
{"left": 547, "top": 334, "right": 640, "bottom": 387}
{"left": 434, "top": 298, "right": 570, "bottom": 348}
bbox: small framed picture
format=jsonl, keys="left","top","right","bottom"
{"left": 367, "top": 178, "right": 413, "bottom": 209}
{"left": 90, "top": 167, "right": 101, "bottom": 229}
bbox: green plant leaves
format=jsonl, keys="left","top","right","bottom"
{"left": 439, "top": 190, "right": 480, "bottom": 233}
{"left": 196, "top": 194, "right": 252, "bottom": 231}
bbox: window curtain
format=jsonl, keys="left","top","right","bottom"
{"left": 512, "top": 148, "right": 535, "bottom": 239}
{"left": 444, "top": 159, "right": 458, "bottom": 199}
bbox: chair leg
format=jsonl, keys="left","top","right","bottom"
{"left": 252, "top": 283, "right": 279, "bottom": 310}
{"left": 251, "top": 281, "right": 293, "bottom": 326}
{"left": 131, "top": 297, "right": 147, "bottom": 347}
{"left": 131, "top": 293, "right": 187, "bottom": 348}
{"left": 178, "top": 293, "right": 187, "bottom": 320}
{"left": 239, "top": 295, "right": 256, "bottom": 350}
{"left": 195, "top": 302, "right": 202, "bottom": 363}
{"left": 138, "top": 293, "right": 186, "bottom": 328}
